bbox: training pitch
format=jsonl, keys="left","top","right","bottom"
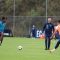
{"left": 0, "top": 37, "right": 60, "bottom": 60}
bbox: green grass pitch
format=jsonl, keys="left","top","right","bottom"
{"left": 0, "top": 37, "right": 60, "bottom": 60}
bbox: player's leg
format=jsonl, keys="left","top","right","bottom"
{"left": 0, "top": 33, "right": 2, "bottom": 45}
{"left": 48, "top": 37, "right": 51, "bottom": 50}
{"left": 55, "top": 40, "right": 60, "bottom": 49}
{"left": 50, "top": 41, "right": 60, "bottom": 52}
{"left": 0, "top": 37, "right": 1, "bottom": 46}
{"left": 1, "top": 34, "right": 3, "bottom": 44}
{"left": 32, "top": 32, "right": 34, "bottom": 37}
{"left": 0, "top": 32, "right": 3, "bottom": 45}
{"left": 45, "top": 37, "right": 48, "bottom": 50}
{"left": 50, "top": 35, "right": 60, "bottom": 52}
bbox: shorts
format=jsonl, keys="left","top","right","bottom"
{"left": 45, "top": 34, "right": 52, "bottom": 38}
{"left": 0, "top": 32, "right": 3, "bottom": 36}
{"left": 56, "top": 35, "right": 60, "bottom": 40}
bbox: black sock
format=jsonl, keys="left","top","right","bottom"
{"left": 48, "top": 38, "right": 51, "bottom": 50}
{"left": 55, "top": 41, "right": 60, "bottom": 49}
{"left": 45, "top": 38, "right": 48, "bottom": 49}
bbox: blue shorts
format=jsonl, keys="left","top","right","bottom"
{"left": 55, "top": 33, "right": 60, "bottom": 41}
{"left": 45, "top": 34, "right": 52, "bottom": 38}
{"left": 56, "top": 35, "right": 60, "bottom": 40}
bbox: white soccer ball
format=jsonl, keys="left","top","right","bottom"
{"left": 18, "top": 45, "right": 23, "bottom": 50}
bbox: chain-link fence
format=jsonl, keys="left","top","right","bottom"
{"left": 0, "top": 0, "right": 60, "bottom": 36}
{"left": 6, "top": 16, "right": 46, "bottom": 37}
{"left": 6, "top": 16, "right": 60, "bottom": 37}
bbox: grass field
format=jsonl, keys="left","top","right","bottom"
{"left": 0, "top": 37, "right": 60, "bottom": 60}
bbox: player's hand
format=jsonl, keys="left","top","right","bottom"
{"left": 50, "top": 36, "right": 53, "bottom": 40}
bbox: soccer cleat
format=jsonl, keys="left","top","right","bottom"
{"left": 50, "top": 49, "right": 55, "bottom": 52}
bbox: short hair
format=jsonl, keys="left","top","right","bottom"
{"left": 58, "top": 20, "right": 60, "bottom": 23}
{"left": 2, "top": 17, "right": 6, "bottom": 20}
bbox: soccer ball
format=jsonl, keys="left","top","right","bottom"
{"left": 18, "top": 45, "right": 23, "bottom": 50}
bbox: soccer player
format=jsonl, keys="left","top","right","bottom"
{"left": 31, "top": 25, "right": 36, "bottom": 38}
{"left": 0, "top": 17, "right": 7, "bottom": 46}
{"left": 50, "top": 20, "right": 60, "bottom": 52}
{"left": 43, "top": 18, "right": 54, "bottom": 50}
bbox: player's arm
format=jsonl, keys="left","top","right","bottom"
{"left": 42, "top": 24, "right": 46, "bottom": 33}
{"left": 52, "top": 25, "right": 55, "bottom": 33}
{"left": 51, "top": 28, "right": 57, "bottom": 38}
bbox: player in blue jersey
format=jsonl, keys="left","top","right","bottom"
{"left": 0, "top": 17, "right": 7, "bottom": 46}
{"left": 43, "top": 18, "right": 54, "bottom": 50}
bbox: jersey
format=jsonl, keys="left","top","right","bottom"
{"left": 43, "top": 23, "right": 54, "bottom": 37}
{"left": 55, "top": 24, "right": 60, "bottom": 35}
{"left": 54, "top": 24, "right": 60, "bottom": 40}
{"left": 0, "top": 20, "right": 6, "bottom": 32}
